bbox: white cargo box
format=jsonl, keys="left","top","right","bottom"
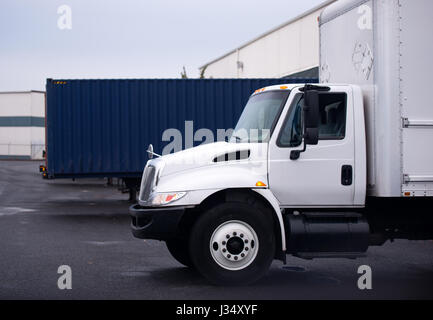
{"left": 319, "top": 0, "right": 433, "bottom": 197}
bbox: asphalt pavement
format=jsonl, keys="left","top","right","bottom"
{"left": 0, "top": 160, "right": 432, "bottom": 300}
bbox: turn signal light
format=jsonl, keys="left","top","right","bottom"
{"left": 150, "top": 192, "right": 187, "bottom": 205}
{"left": 255, "top": 181, "right": 267, "bottom": 187}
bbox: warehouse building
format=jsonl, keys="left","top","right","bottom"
{"left": 0, "top": 91, "right": 45, "bottom": 160}
{"left": 200, "top": 0, "right": 335, "bottom": 79}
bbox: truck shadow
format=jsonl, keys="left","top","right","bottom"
{"left": 142, "top": 264, "right": 342, "bottom": 288}
{"left": 142, "top": 265, "right": 433, "bottom": 299}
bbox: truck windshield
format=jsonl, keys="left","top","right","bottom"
{"left": 231, "top": 91, "right": 289, "bottom": 143}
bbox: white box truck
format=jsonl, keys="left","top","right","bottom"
{"left": 130, "top": 0, "right": 433, "bottom": 285}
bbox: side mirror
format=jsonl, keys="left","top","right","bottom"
{"left": 303, "top": 90, "right": 320, "bottom": 144}
{"left": 290, "top": 89, "right": 320, "bottom": 160}
{"left": 304, "top": 127, "right": 319, "bottom": 145}
{"left": 147, "top": 144, "right": 154, "bottom": 159}
{"left": 146, "top": 144, "right": 161, "bottom": 159}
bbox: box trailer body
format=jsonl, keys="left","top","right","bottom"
{"left": 44, "top": 78, "right": 316, "bottom": 181}
{"left": 319, "top": 0, "right": 433, "bottom": 197}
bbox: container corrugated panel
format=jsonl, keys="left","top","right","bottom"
{"left": 46, "top": 78, "right": 317, "bottom": 178}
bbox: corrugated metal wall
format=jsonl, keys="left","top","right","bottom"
{"left": 46, "top": 78, "right": 317, "bottom": 178}
{"left": 201, "top": 1, "right": 336, "bottom": 79}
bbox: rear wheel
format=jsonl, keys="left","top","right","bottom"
{"left": 166, "top": 237, "right": 193, "bottom": 268}
{"left": 189, "top": 201, "right": 275, "bottom": 285}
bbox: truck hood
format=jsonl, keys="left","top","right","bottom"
{"left": 154, "top": 141, "right": 268, "bottom": 178}
{"left": 149, "top": 141, "right": 269, "bottom": 193}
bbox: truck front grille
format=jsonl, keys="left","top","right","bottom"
{"left": 139, "top": 165, "right": 156, "bottom": 203}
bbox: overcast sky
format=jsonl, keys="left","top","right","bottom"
{"left": 0, "top": 0, "right": 325, "bottom": 91}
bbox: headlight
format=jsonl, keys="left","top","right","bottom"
{"left": 149, "top": 192, "right": 186, "bottom": 206}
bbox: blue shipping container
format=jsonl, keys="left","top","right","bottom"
{"left": 46, "top": 78, "right": 317, "bottom": 179}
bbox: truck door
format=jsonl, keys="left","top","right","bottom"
{"left": 268, "top": 86, "right": 355, "bottom": 207}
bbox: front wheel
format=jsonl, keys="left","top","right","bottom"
{"left": 189, "top": 201, "right": 275, "bottom": 285}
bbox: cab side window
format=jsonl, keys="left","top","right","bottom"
{"left": 318, "top": 93, "right": 347, "bottom": 140}
{"left": 278, "top": 92, "right": 347, "bottom": 147}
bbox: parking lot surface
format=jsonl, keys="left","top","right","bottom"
{"left": 0, "top": 161, "right": 432, "bottom": 300}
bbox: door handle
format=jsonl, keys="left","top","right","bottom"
{"left": 341, "top": 165, "right": 353, "bottom": 186}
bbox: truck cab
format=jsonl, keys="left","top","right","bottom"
{"left": 130, "top": 84, "right": 371, "bottom": 285}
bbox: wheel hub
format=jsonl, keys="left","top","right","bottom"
{"left": 210, "top": 220, "right": 259, "bottom": 271}
{"left": 226, "top": 237, "right": 244, "bottom": 255}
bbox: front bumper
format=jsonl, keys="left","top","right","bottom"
{"left": 129, "top": 204, "right": 186, "bottom": 240}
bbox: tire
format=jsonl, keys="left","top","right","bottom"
{"left": 189, "top": 200, "right": 276, "bottom": 285}
{"left": 166, "top": 237, "right": 193, "bottom": 268}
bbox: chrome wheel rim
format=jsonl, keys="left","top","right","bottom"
{"left": 209, "top": 220, "right": 259, "bottom": 271}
